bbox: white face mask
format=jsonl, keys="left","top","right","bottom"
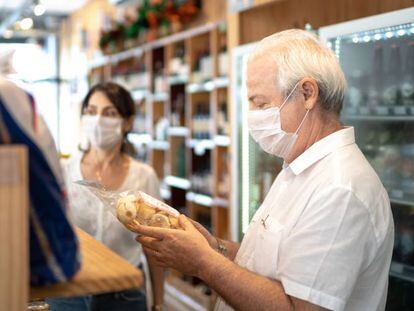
{"left": 82, "top": 115, "right": 124, "bottom": 150}
{"left": 247, "top": 82, "right": 309, "bottom": 159}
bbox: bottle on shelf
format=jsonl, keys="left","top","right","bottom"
{"left": 176, "top": 141, "right": 186, "bottom": 178}
{"left": 131, "top": 61, "right": 149, "bottom": 90}
{"left": 191, "top": 157, "right": 213, "bottom": 196}
{"left": 401, "top": 42, "right": 414, "bottom": 113}
{"left": 218, "top": 24, "right": 228, "bottom": 77}
{"left": 382, "top": 44, "right": 402, "bottom": 107}
{"left": 200, "top": 44, "right": 213, "bottom": 82}
{"left": 170, "top": 43, "right": 188, "bottom": 77}
{"left": 218, "top": 152, "right": 230, "bottom": 198}
{"left": 193, "top": 103, "right": 211, "bottom": 140}
{"left": 345, "top": 70, "right": 364, "bottom": 114}
{"left": 367, "top": 44, "right": 384, "bottom": 110}
{"left": 192, "top": 51, "right": 202, "bottom": 84}
{"left": 218, "top": 95, "right": 229, "bottom": 135}
{"left": 154, "top": 60, "right": 167, "bottom": 94}
{"left": 155, "top": 117, "right": 169, "bottom": 141}
{"left": 171, "top": 93, "right": 185, "bottom": 127}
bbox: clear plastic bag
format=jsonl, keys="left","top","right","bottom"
{"left": 75, "top": 180, "right": 180, "bottom": 232}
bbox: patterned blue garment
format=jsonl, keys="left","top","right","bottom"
{"left": 0, "top": 78, "right": 80, "bottom": 285}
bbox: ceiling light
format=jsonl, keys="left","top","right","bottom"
{"left": 34, "top": 4, "right": 46, "bottom": 16}
{"left": 20, "top": 18, "right": 33, "bottom": 31}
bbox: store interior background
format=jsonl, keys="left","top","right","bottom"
{"left": 1, "top": 0, "right": 413, "bottom": 310}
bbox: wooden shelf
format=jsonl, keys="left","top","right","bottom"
{"left": 168, "top": 75, "right": 189, "bottom": 85}
{"left": 128, "top": 133, "right": 152, "bottom": 145}
{"left": 187, "top": 81, "right": 215, "bottom": 93}
{"left": 187, "top": 139, "right": 215, "bottom": 153}
{"left": 87, "top": 20, "right": 231, "bottom": 310}
{"left": 165, "top": 175, "right": 192, "bottom": 190}
{"left": 168, "top": 126, "right": 190, "bottom": 137}
{"left": 150, "top": 92, "right": 169, "bottom": 102}
{"left": 186, "top": 192, "right": 214, "bottom": 207}
{"left": 149, "top": 140, "right": 170, "bottom": 150}
{"left": 131, "top": 89, "right": 149, "bottom": 101}
{"left": 88, "top": 22, "right": 222, "bottom": 70}
{"left": 213, "top": 135, "right": 230, "bottom": 147}
{"left": 30, "top": 228, "right": 143, "bottom": 300}
{"left": 213, "top": 197, "right": 230, "bottom": 208}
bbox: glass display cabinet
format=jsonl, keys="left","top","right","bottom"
{"left": 320, "top": 7, "right": 414, "bottom": 310}
{"left": 230, "top": 42, "right": 283, "bottom": 241}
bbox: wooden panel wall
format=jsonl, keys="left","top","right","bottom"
{"left": 239, "top": 0, "right": 414, "bottom": 44}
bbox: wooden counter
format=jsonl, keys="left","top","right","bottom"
{"left": 30, "top": 228, "right": 143, "bottom": 300}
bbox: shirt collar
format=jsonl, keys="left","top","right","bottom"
{"left": 286, "top": 127, "right": 356, "bottom": 176}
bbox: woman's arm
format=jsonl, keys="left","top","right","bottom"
{"left": 145, "top": 248, "right": 165, "bottom": 310}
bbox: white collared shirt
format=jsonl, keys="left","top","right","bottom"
{"left": 215, "top": 127, "right": 394, "bottom": 311}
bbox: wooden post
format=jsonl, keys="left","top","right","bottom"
{"left": 0, "top": 146, "right": 28, "bottom": 311}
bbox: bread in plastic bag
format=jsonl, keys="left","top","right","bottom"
{"left": 75, "top": 180, "right": 180, "bottom": 231}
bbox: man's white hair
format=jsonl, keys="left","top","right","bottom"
{"left": 248, "top": 29, "right": 347, "bottom": 114}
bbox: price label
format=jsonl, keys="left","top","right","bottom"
{"left": 359, "top": 107, "right": 370, "bottom": 115}
{"left": 375, "top": 106, "right": 389, "bottom": 115}
{"left": 391, "top": 189, "right": 404, "bottom": 199}
{"left": 393, "top": 106, "right": 407, "bottom": 115}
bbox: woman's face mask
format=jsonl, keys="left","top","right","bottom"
{"left": 247, "top": 82, "right": 309, "bottom": 159}
{"left": 82, "top": 115, "right": 123, "bottom": 150}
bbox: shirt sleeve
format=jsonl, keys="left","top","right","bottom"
{"left": 277, "top": 186, "right": 377, "bottom": 311}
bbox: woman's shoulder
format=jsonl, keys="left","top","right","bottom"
{"left": 128, "top": 157, "right": 157, "bottom": 177}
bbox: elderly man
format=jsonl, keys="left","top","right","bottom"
{"left": 135, "top": 29, "right": 394, "bottom": 311}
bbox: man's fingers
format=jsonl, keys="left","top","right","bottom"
{"left": 136, "top": 236, "right": 162, "bottom": 251}
{"left": 132, "top": 223, "right": 169, "bottom": 239}
{"left": 178, "top": 214, "right": 194, "bottom": 231}
{"left": 142, "top": 247, "right": 169, "bottom": 268}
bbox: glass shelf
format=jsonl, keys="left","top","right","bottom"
{"left": 390, "top": 262, "right": 414, "bottom": 283}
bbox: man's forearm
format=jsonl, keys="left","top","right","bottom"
{"left": 199, "top": 251, "right": 293, "bottom": 311}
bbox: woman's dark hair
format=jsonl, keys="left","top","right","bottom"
{"left": 81, "top": 82, "right": 136, "bottom": 156}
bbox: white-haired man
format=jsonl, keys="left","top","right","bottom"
{"left": 134, "top": 29, "right": 394, "bottom": 311}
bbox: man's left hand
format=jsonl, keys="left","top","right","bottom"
{"left": 135, "top": 215, "right": 215, "bottom": 277}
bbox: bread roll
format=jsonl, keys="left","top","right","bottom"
{"left": 116, "top": 191, "right": 180, "bottom": 231}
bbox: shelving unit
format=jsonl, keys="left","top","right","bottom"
{"left": 87, "top": 20, "right": 231, "bottom": 309}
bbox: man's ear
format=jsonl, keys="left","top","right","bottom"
{"left": 300, "top": 78, "right": 319, "bottom": 110}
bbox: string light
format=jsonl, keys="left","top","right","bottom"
{"left": 20, "top": 18, "right": 33, "bottom": 31}
{"left": 34, "top": 4, "right": 46, "bottom": 16}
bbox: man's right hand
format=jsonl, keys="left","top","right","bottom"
{"left": 189, "top": 218, "right": 217, "bottom": 250}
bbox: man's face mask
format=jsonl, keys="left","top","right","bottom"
{"left": 247, "top": 82, "right": 309, "bottom": 159}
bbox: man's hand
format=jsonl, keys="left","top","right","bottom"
{"left": 189, "top": 218, "right": 217, "bottom": 249}
{"left": 135, "top": 215, "right": 216, "bottom": 277}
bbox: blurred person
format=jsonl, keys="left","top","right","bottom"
{"left": 48, "top": 82, "right": 164, "bottom": 311}
{"left": 134, "top": 30, "right": 394, "bottom": 311}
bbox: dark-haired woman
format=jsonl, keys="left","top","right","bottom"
{"left": 48, "top": 83, "right": 164, "bottom": 311}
